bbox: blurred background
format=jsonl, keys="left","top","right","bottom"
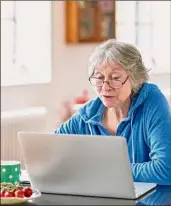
{"left": 1, "top": 1, "right": 171, "bottom": 161}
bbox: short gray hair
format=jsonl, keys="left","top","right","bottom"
{"left": 88, "top": 39, "right": 149, "bottom": 94}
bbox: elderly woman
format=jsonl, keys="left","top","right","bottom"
{"left": 55, "top": 39, "right": 171, "bottom": 185}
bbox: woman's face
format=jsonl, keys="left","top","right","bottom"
{"left": 91, "top": 62, "right": 132, "bottom": 108}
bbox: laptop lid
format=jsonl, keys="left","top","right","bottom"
{"left": 18, "top": 132, "right": 138, "bottom": 199}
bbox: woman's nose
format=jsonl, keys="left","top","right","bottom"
{"left": 102, "top": 81, "right": 110, "bottom": 91}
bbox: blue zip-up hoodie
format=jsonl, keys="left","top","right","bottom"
{"left": 55, "top": 83, "right": 171, "bottom": 185}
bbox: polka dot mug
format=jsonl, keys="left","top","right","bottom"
{"left": 1, "top": 161, "right": 21, "bottom": 185}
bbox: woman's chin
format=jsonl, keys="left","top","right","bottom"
{"left": 102, "top": 100, "right": 119, "bottom": 108}
{"left": 100, "top": 96, "right": 119, "bottom": 108}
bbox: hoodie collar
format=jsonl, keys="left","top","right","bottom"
{"left": 78, "top": 83, "right": 158, "bottom": 125}
{"left": 79, "top": 97, "right": 105, "bottom": 124}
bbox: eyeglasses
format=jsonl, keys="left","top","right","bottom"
{"left": 89, "top": 76, "right": 129, "bottom": 89}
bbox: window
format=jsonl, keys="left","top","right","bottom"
{"left": 116, "top": 1, "right": 170, "bottom": 74}
{"left": 1, "top": 1, "right": 51, "bottom": 86}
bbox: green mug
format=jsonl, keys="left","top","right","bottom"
{"left": 1, "top": 161, "right": 21, "bottom": 185}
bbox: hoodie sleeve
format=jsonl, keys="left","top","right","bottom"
{"left": 131, "top": 91, "right": 171, "bottom": 185}
{"left": 54, "top": 113, "right": 81, "bottom": 134}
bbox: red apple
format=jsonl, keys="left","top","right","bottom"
{"left": 0, "top": 190, "right": 6, "bottom": 197}
{"left": 4, "top": 191, "right": 14, "bottom": 198}
{"left": 15, "top": 190, "right": 24, "bottom": 198}
{"left": 22, "top": 187, "right": 33, "bottom": 198}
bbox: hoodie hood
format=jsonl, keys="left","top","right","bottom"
{"left": 78, "top": 83, "right": 161, "bottom": 124}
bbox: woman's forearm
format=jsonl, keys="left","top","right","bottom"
{"left": 131, "top": 160, "right": 171, "bottom": 185}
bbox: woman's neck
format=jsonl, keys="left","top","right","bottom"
{"left": 105, "top": 98, "right": 131, "bottom": 123}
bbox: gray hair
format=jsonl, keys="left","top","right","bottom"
{"left": 88, "top": 39, "right": 149, "bottom": 94}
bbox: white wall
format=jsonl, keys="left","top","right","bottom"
{"left": 1, "top": 1, "right": 170, "bottom": 128}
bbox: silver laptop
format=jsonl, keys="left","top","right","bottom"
{"left": 17, "top": 132, "right": 156, "bottom": 199}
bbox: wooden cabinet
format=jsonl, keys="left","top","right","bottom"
{"left": 66, "top": 0, "right": 116, "bottom": 43}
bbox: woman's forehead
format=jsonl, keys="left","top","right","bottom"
{"left": 95, "top": 62, "right": 125, "bottom": 73}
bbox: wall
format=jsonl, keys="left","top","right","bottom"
{"left": 1, "top": 1, "right": 171, "bottom": 129}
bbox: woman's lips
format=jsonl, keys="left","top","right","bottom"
{"left": 102, "top": 94, "right": 118, "bottom": 99}
{"left": 102, "top": 95, "right": 116, "bottom": 100}
{"left": 103, "top": 95, "right": 113, "bottom": 98}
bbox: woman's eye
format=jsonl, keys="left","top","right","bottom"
{"left": 112, "top": 77, "right": 120, "bottom": 80}
{"left": 95, "top": 76, "right": 104, "bottom": 79}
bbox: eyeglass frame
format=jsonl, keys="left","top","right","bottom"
{"left": 88, "top": 75, "right": 129, "bottom": 89}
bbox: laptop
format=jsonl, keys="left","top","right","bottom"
{"left": 17, "top": 132, "right": 156, "bottom": 199}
